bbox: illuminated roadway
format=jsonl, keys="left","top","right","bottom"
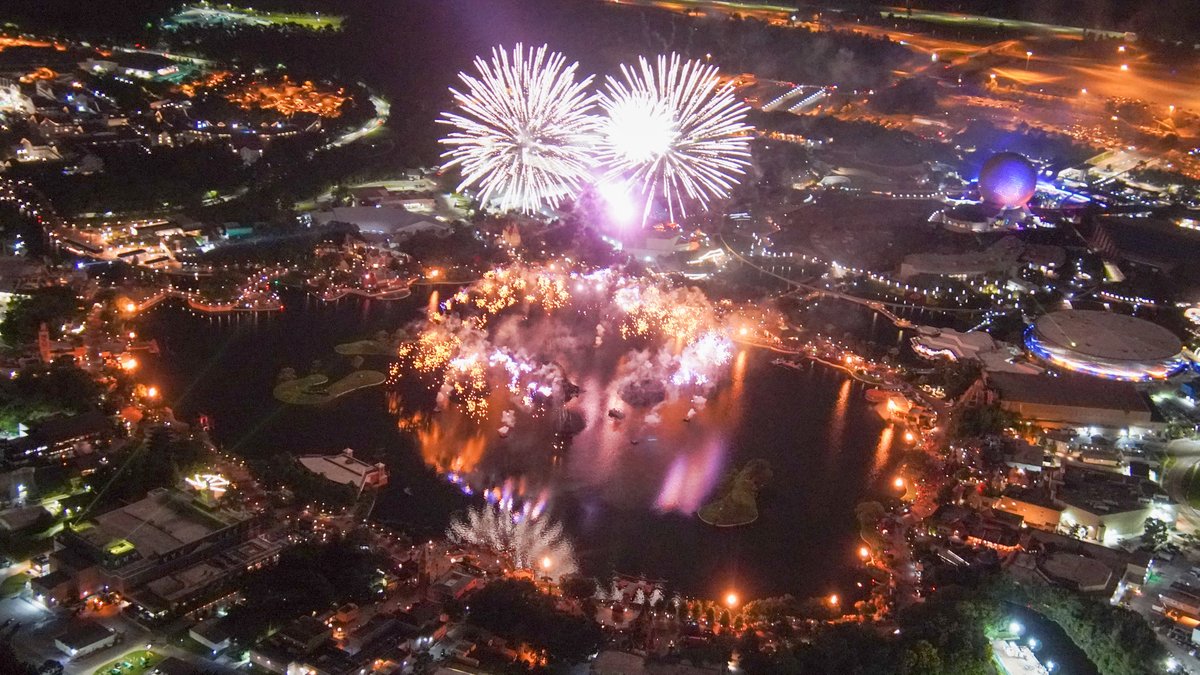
{"left": 605, "top": 0, "right": 1200, "bottom": 112}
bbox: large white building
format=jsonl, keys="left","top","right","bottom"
{"left": 310, "top": 206, "right": 450, "bottom": 238}
{"left": 1025, "top": 310, "right": 1187, "bottom": 381}
{"left": 298, "top": 448, "right": 388, "bottom": 490}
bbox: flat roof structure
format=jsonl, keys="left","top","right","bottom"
{"left": 298, "top": 449, "right": 387, "bottom": 489}
{"left": 1027, "top": 310, "right": 1185, "bottom": 380}
{"left": 61, "top": 488, "right": 256, "bottom": 592}
{"left": 85, "top": 489, "right": 240, "bottom": 558}
{"left": 56, "top": 620, "right": 114, "bottom": 652}
{"left": 988, "top": 371, "right": 1149, "bottom": 413}
{"left": 1040, "top": 553, "right": 1112, "bottom": 592}
{"left": 986, "top": 371, "right": 1161, "bottom": 431}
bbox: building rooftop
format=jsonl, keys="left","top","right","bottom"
{"left": 280, "top": 614, "right": 331, "bottom": 648}
{"left": 73, "top": 488, "right": 250, "bottom": 561}
{"left": 190, "top": 618, "right": 233, "bottom": 646}
{"left": 1040, "top": 553, "right": 1112, "bottom": 591}
{"left": 1033, "top": 310, "right": 1182, "bottom": 363}
{"left": 298, "top": 449, "right": 384, "bottom": 488}
{"left": 56, "top": 620, "right": 113, "bottom": 650}
{"left": 987, "top": 371, "right": 1151, "bottom": 413}
{"left": 1000, "top": 486, "right": 1062, "bottom": 511}
{"left": 1058, "top": 466, "right": 1149, "bottom": 515}
{"left": 311, "top": 206, "right": 446, "bottom": 236}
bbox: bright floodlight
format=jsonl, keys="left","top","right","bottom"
{"left": 439, "top": 44, "right": 598, "bottom": 214}
{"left": 598, "top": 53, "right": 752, "bottom": 222}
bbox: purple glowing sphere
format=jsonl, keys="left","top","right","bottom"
{"left": 978, "top": 152, "right": 1037, "bottom": 208}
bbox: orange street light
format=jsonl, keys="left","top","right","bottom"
{"left": 146, "top": 386, "right": 159, "bottom": 398}
{"left": 725, "top": 592, "right": 738, "bottom": 608}
{"left": 828, "top": 593, "right": 839, "bottom": 606}
{"left": 858, "top": 546, "right": 870, "bottom": 559}
{"left": 894, "top": 477, "right": 905, "bottom": 489}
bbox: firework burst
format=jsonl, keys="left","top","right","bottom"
{"left": 448, "top": 502, "right": 578, "bottom": 580}
{"left": 440, "top": 44, "right": 598, "bottom": 214}
{"left": 597, "top": 53, "right": 753, "bottom": 222}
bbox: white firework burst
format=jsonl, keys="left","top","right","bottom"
{"left": 597, "top": 53, "right": 753, "bottom": 222}
{"left": 448, "top": 502, "right": 578, "bottom": 580}
{"left": 439, "top": 44, "right": 598, "bottom": 214}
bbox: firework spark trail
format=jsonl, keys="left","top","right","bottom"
{"left": 597, "top": 53, "right": 753, "bottom": 222}
{"left": 448, "top": 502, "right": 578, "bottom": 580}
{"left": 672, "top": 330, "right": 733, "bottom": 386}
{"left": 439, "top": 44, "right": 599, "bottom": 214}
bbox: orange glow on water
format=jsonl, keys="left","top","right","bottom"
{"left": 867, "top": 424, "right": 894, "bottom": 481}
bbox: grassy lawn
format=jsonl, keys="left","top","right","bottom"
{"left": 273, "top": 370, "right": 386, "bottom": 405}
{"left": 0, "top": 572, "right": 30, "bottom": 598}
{"left": 93, "top": 650, "right": 163, "bottom": 675}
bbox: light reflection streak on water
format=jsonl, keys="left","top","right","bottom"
{"left": 427, "top": 289, "right": 440, "bottom": 317}
{"left": 405, "top": 343, "right": 751, "bottom": 521}
{"left": 827, "top": 378, "right": 851, "bottom": 454}
{"left": 655, "top": 439, "right": 725, "bottom": 513}
{"left": 867, "top": 423, "right": 894, "bottom": 482}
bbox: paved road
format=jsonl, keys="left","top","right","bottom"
{"left": 1162, "top": 440, "right": 1200, "bottom": 533}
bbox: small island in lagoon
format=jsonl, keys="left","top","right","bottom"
{"left": 273, "top": 370, "right": 387, "bottom": 404}
{"left": 697, "top": 459, "right": 773, "bottom": 527}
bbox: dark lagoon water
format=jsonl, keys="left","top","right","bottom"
{"left": 1006, "top": 603, "right": 1098, "bottom": 675}
{"left": 138, "top": 288, "right": 904, "bottom": 601}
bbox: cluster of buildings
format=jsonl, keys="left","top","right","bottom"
{"left": 31, "top": 486, "right": 283, "bottom": 619}
{"left": 0, "top": 44, "right": 190, "bottom": 172}
{"left": 0, "top": 39, "right": 354, "bottom": 176}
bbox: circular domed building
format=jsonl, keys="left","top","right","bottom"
{"left": 1025, "top": 310, "right": 1187, "bottom": 380}
{"left": 978, "top": 152, "right": 1037, "bottom": 209}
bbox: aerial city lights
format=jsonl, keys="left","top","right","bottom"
{"left": 8, "top": 3, "right": 1200, "bottom": 672}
